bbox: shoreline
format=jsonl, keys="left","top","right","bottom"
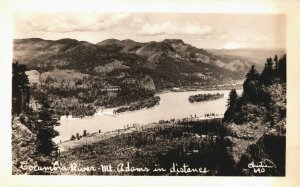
{"left": 155, "top": 84, "right": 242, "bottom": 94}
{"left": 59, "top": 86, "right": 239, "bottom": 121}
{"left": 57, "top": 115, "right": 223, "bottom": 152}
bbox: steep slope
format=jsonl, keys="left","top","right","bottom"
{"left": 222, "top": 56, "right": 286, "bottom": 176}
{"left": 14, "top": 38, "right": 82, "bottom": 61}
{"left": 135, "top": 41, "right": 178, "bottom": 64}
{"left": 12, "top": 116, "right": 37, "bottom": 174}
{"left": 223, "top": 83, "right": 286, "bottom": 176}
{"left": 163, "top": 39, "right": 213, "bottom": 63}
{"left": 13, "top": 37, "right": 247, "bottom": 89}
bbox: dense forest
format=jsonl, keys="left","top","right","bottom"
{"left": 12, "top": 62, "right": 60, "bottom": 174}
{"left": 28, "top": 69, "right": 157, "bottom": 118}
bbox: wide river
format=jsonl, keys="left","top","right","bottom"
{"left": 54, "top": 89, "right": 242, "bottom": 142}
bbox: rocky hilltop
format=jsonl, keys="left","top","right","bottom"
{"left": 222, "top": 55, "right": 286, "bottom": 176}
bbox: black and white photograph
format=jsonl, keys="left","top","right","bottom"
{"left": 2, "top": 0, "right": 300, "bottom": 186}
{"left": 10, "top": 11, "right": 288, "bottom": 176}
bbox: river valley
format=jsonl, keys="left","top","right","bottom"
{"left": 55, "top": 89, "right": 242, "bottom": 142}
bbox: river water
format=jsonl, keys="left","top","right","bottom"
{"left": 54, "top": 89, "right": 242, "bottom": 142}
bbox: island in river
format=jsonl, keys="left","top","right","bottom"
{"left": 188, "top": 93, "right": 224, "bottom": 103}
{"left": 12, "top": 37, "right": 285, "bottom": 176}
{"left": 54, "top": 89, "right": 241, "bottom": 143}
{"left": 12, "top": 54, "right": 286, "bottom": 176}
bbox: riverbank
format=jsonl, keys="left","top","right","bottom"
{"left": 52, "top": 84, "right": 241, "bottom": 119}
{"left": 55, "top": 89, "right": 237, "bottom": 142}
{"left": 58, "top": 115, "right": 223, "bottom": 152}
{"left": 105, "top": 85, "right": 238, "bottom": 114}
{"left": 58, "top": 117, "right": 225, "bottom": 175}
{"left": 110, "top": 84, "right": 241, "bottom": 114}
{"left": 155, "top": 83, "right": 242, "bottom": 94}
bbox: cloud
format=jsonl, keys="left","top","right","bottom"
{"left": 235, "top": 34, "right": 249, "bottom": 41}
{"left": 14, "top": 13, "right": 229, "bottom": 41}
{"left": 138, "top": 22, "right": 173, "bottom": 36}
{"left": 230, "top": 34, "right": 272, "bottom": 43}
{"left": 222, "top": 41, "right": 246, "bottom": 49}
{"left": 14, "top": 12, "right": 131, "bottom": 33}
{"left": 218, "top": 33, "right": 231, "bottom": 40}
{"left": 138, "top": 22, "right": 224, "bottom": 39}
{"left": 182, "top": 24, "right": 214, "bottom": 35}
{"left": 219, "top": 34, "right": 273, "bottom": 47}
{"left": 254, "top": 36, "right": 271, "bottom": 42}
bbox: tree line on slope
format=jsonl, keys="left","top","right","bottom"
{"left": 12, "top": 62, "right": 60, "bottom": 174}
{"left": 224, "top": 54, "right": 286, "bottom": 125}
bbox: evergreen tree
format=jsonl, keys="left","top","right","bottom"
{"left": 246, "top": 65, "right": 259, "bottom": 80}
{"left": 70, "top": 135, "right": 76, "bottom": 141}
{"left": 12, "top": 62, "right": 30, "bottom": 115}
{"left": 224, "top": 89, "right": 238, "bottom": 122}
{"left": 83, "top": 130, "right": 87, "bottom": 137}
{"left": 243, "top": 65, "right": 260, "bottom": 103}
{"left": 243, "top": 65, "right": 259, "bottom": 92}
{"left": 227, "top": 89, "right": 238, "bottom": 108}
{"left": 36, "top": 98, "right": 60, "bottom": 155}
{"left": 274, "top": 54, "right": 278, "bottom": 76}
{"left": 260, "top": 57, "right": 274, "bottom": 85}
{"left": 267, "top": 57, "right": 274, "bottom": 68}
{"left": 278, "top": 55, "right": 286, "bottom": 82}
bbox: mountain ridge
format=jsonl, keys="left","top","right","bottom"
{"left": 13, "top": 37, "right": 280, "bottom": 88}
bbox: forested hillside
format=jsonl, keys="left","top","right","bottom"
{"left": 12, "top": 63, "right": 60, "bottom": 175}
{"left": 56, "top": 54, "right": 286, "bottom": 176}
{"left": 14, "top": 38, "right": 250, "bottom": 117}
{"left": 12, "top": 53, "right": 287, "bottom": 176}
{"left": 14, "top": 38, "right": 244, "bottom": 87}
{"left": 222, "top": 54, "right": 286, "bottom": 176}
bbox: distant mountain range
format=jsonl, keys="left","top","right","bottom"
{"left": 13, "top": 38, "right": 285, "bottom": 88}
{"left": 207, "top": 48, "right": 285, "bottom": 69}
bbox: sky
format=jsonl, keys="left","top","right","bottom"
{"left": 13, "top": 12, "right": 286, "bottom": 49}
